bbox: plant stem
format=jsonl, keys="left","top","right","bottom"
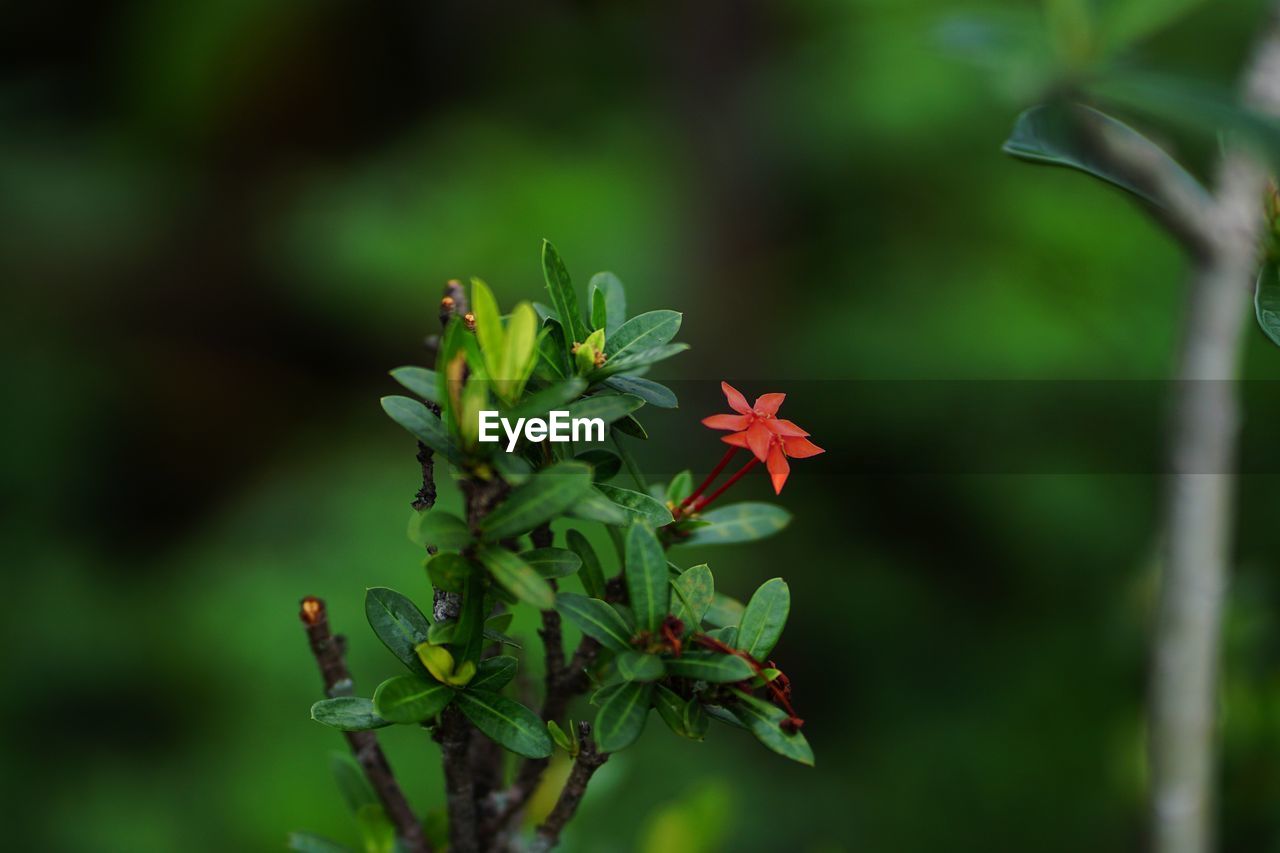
{"left": 680, "top": 447, "right": 737, "bottom": 509}
{"left": 299, "top": 597, "right": 429, "bottom": 853}
{"left": 530, "top": 723, "right": 610, "bottom": 853}
{"left": 434, "top": 705, "right": 478, "bottom": 853}
{"left": 690, "top": 456, "right": 759, "bottom": 512}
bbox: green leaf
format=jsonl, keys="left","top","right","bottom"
{"left": 1002, "top": 103, "right": 1209, "bottom": 210}
{"left": 287, "top": 832, "right": 351, "bottom": 853}
{"left": 598, "top": 343, "right": 689, "bottom": 376}
{"left": 380, "top": 396, "right": 465, "bottom": 466}
{"left": 476, "top": 545, "right": 555, "bottom": 610}
{"left": 564, "top": 393, "right": 645, "bottom": 426}
{"left": 588, "top": 272, "right": 627, "bottom": 338}
{"left": 365, "top": 587, "right": 432, "bottom": 675}
{"left": 616, "top": 650, "right": 665, "bottom": 682}
{"left": 605, "top": 310, "right": 682, "bottom": 360}
{"left": 704, "top": 625, "right": 739, "bottom": 646}
{"left": 669, "top": 564, "right": 714, "bottom": 631}
{"left": 330, "top": 752, "right": 377, "bottom": 814}
{"left": 506, "top": 377, "right": 588, "bottom": 423}
{"left": 1102, "top": 0, "right": 1211, "bottom": 52}
{"left": 684, "top": 502, "right": 792, "bottom": 546}
{"left": 470, "top": 277, "right": 506, "bottom": 382}
{"left": 704, "top": 594, "right": 745, "bottom": 629}
{"left": 567, "top": 488, "right": 631, "bottom": 526}
{"left": 613, "top": 413, "right": 648, "bottom": 440}
{"left": 555, "top": 592, "right": 634, "bottom": 651}
{"left": 729, "top": 689, "right": 814, "bottom": 766}
{"left": 665, "top": 470, "right": 694, "bottom": 505}
{"left": 566, "top": 530, "right": 606, "bottom": 598}
{"left": 499, "top": 302, "right": 539, "bottom": 400}
{"left": 576, "top": 449, "right": 622, "bottom": 481}
{"left": 736, "top": 578, "right": 790, "bottom": 662}
{"left": 653, "top": 685, "right": 708, "bottom": 741}
{"left": 1256, "top": 259, "right": 1280, "bottom": 347}
{"left": 598, "top": 483, "right": 674, "bottom": 526}
{"left": 454, "top": 689, "right": 553, "bottom": 758}
{"left": 520, "top": 547, "right": 582, "bottom": 579}
{"left": 625, "top": 522, "right": 668, "bottom": 632}
{"left": 665, "top": 653, "right": 755, "bottom": 682}
{"left": 480, "top": 461, "right": 594, "bottom": 540}
{"left": 372, "top": 675, "right": 454, "bottom": 724}
{"left": 547, "top": 719, "right": 575, "bottom": 753}
{"left": 310, "top": 697, "right": 391, "bottom": 731}
{"left": 603, "top": 376, "right": 677, "bottom": 408}
{"left": 390, "top": 366, "right": 439, "bottom": 402}
{"left": 590, "top": 286, "right": 607, "bottom": 332}
{"left": 541, "top": 240, "right": 589, "bottom": 344}
{"left": 426, "top": 552, "right": 475, "bottom": 593}
{"left": 451, "top": 569, "right": 486, "bottom": 665}
{"left": 409, "top": 510, "right": 471, "bottom": 551}
{"left": 355, "top": 804, "right": 396, "bottom": 853}
{"left": 594, "top": 681, "right": 653, "bottom": 752}
{"left": 469, "top": 655, "right": 518, "bottom": 691}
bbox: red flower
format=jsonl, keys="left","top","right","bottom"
{"left": 701, "top": 382, "right": 823, "bottom": 494}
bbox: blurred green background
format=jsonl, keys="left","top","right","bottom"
{"left": 5, "top": 0, "right": 1280, "bottom": 850}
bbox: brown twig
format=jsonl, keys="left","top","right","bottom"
{"left": 299, "top": 597, "right": 429, "bottom": 853}
{"left": 530, "top": 722, "right": 610, "bottom": 852}
{"left": 433, "top": 704, "right": 478, "bottom": 853}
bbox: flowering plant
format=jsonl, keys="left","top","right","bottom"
{"left": 293, "top": 242, "right": 818, "bottom": 853}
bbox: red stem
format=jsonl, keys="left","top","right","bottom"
{"left": 680, "top": 447, "right": 738, "bottom": 510}
{"left": 689, "top": 457, "right": 759, "bottom": 512}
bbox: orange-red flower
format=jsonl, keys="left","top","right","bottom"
{"left": 700, "top": 382, "right": 823, "bottom": 495}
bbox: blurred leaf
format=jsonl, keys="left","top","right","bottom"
{"left": 567, "top": 488, "right": 631, "bottom": 526}
{"left": 614, "top": 414, "right": 649, "bottom": 440}
{"left": 729, "top": 689, "right": 814, "bottom": 766}
{"left": 1101, "top": 0, "right": 1209, "bottom": 51}
{"left": 567, "top": 530, "right": 607, "bottom": 598}
{"left": 577, "top": 449, "right": 622, "bottom": 481}
{"left": 588, "top": 271, "right": 627, "bottom": 338}
{"left": 372, "top": 675, "right": 454, "bottom": 724}
{"left": 389, "top": 366, "right": 439, "bottom": 403}
{"left": 565, "top": 393, "right": 646, "bottom": 426}
{"left": 541, "top": 240, "right": 589, "bottom": 343}
{"left": 364, "top": 587, "right": 432, "bottom": 676}
{"left": 520, "top": 547, "right": 582, "bottom": 579}
{"left": 355, "top": 803, "right": 396, "bottom": 853}
{"left": 380, "top": 396, "right": 464, "bottom": 467}
{"left": 605, "top": 310, "right": 682, "bottom": 359}
{"left": 426, "top": 552, "right": 474, "bottom": 594}
{"left": 476, "top": 545, "right": 555, "bottom": 610}
{"left": 597, "top": 343, "right": 689, "bottom": 377}
{"left": 480, "top": 461, "right": 594, "bottom": 540}
{"left": 1003, "top": 103, "right": 1208, "bottom": 210}
{"left": 455, "top": 689, "right": 553, "bottom": 758}
{"left": 492, "top": 451, "right": 533, "bottom": 485}
{"left": 451, "top": 570, "right": 486, "bottom": 665}
{"left": 598, "top": 483, "right": 674, "bottom": 526}
{"left": 594, "top": 681, "right": 653, "bottom": 752}
{"left": 604, "top": 376, "right": 678, "bottom": 408}
{"left": 665, "top": 470, "right": 694, "bottom": 505}
{"left": 684, "top": 502, "right": 792, "bottom": 546}
{"left": 704, "top": 625, "right": 739, "bottom": 646}
{"left": 501, "top": 303, "right": 540, "bottom": 401}
{"left": 310, "top": 697, "right": 391, "bottom": 731}
{"left": 665, "top": 653, "right": 755, "bottom": 682}
{"left": 590, "top": 286, "right": 608, "bottom": 332}
{"left": 409, "top": 510, "right": 471, "bottom": 551}
{"left": 704, "top": 594, "right": 745, "bottom": 629}
{"left": 505, "top": 377, "right": 588, "bottom": 422}
{"left": 330, "top": 752, "right": 377, "bottom": 815}
{"left": 626, "top": 522, "right": 668, "bottom": 632}
{"left": 1256, "top": 259, "right": 1280, "bottom": 346}
{"left": 469, "top": 655, "right": 518, "bottom": 691}
{"left": 638, "top": 781, "right": 731, "bottom": 853}
{"left": 555, "top": 592, "right": 634, "bottom": 651}
{"left": 288, "top": 833, "right": 352, "bottom": 853}
{"left": 736, "top": 578, "right": 790, "bottom": 662}
{"left": 616, "top": 651, "right": 665, "bottom": 682}
{"left": 669, "top": 564, "right": 714, "bottom": 631}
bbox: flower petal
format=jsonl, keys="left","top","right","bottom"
{"left": 721, "top": 432, "right": 752, "bottom": 449}
{"left": 753, "top": 393, "right": 785, "bottom": 416}
{"left": 764, "top": 418, "right": 808, "bottom": 437}
{"left": 781, "top": 436, "right": 824, "bottom": 458}
{"left": 745, "top": 423, "right": 772, "bottom": 462}
{"left": 721, "top": 381, "right": 752, "bottom": 415}
{"left": 702, "top": 413, "right": 750, "bottom": 431}
{"left": 767, "top": 442, "right": 790, "bottom": 494}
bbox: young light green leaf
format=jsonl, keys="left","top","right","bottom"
{"left": 499, "top": 302, "right": 539, "bottom": 400}
{"left": 598, "top": 483, "right": 674, "bottom": 526}
{"left": 605, "top": 310, "right": 682, "bottom": 360}
{"left": 736, "top": 578, "right": 790, "bottom": 662}
{"left": 380, "top": 396, "right": 465, "bottom": 466}
{"left": 566, "top": 530, "right": 607, "bottom": 598}
{"left": 409, "top": 510, "right": 471, "bottom": 551}
{"left": 669, "top": 564, "right": 714, "bottom": 631}
{"left": 520, "top": 547, "right": 582, "bottom": 579}
{"left": 665, "top": 470, "right": 694, "bottom": 505}
{"left": 604, "top": 376, "right": 678, "bottom": 408}
{"left": 588, "top": 271, "right": 627, "bottom": 338}
{"left": 469, "top": 655, "right": 518, "bottom": 691}
{"left": 454, "top": 689, "right": 553, "bottom": 758}
{"left": 683, "top": 502, "right": 792, "bottom": 546}
{"left": 390, "top": 366, "right": 439, "bottom": 402}
{"left": 470, "top": 278, "right": 506, "bottom": 382}
{"left": 555, "top": 592, "right": 634, "bottom": 651}
{"left": 665, "top": 653, "right": 755, "bottom": 682}
{"left": 541, "top": 240, "right": 589, "bottom": 343}
{"left": 310, "top": 697, "right": 391, "bottom": 731}
{"left": 625, "top": 522, "right": 668, "bottom": 632}
{"left": 479, "top": 461, "right": 594, "bottom": 540}
{"left": 365, "top": 587, "right": 432, "bottom": 675}
{"left": 476, "top": 545, "right": 555, "bottom": 610}
{"left": 616, "top": 651, "right": 665, "bottom": 682}
{"left": 594, "top": 681, "right": 653, "bottom": 752}
{"left": 565, "top": 393, "right": 645, "bottom": 426}
{"left": 372, "top": 675, "right": 454, "bottom": 724}
{"left": 729, "top": 689, "right": 814, "bottom": 766}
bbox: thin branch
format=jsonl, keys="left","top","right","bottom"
{"left": 299, "top": 597, "right": 429, "bottom": 853}
{"left": 530, "top": 723, "right": 610, "bottom": 853}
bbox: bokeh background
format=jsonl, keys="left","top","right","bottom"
{"left": 5, "top": 0, "right": 1280, "bottom": 850}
